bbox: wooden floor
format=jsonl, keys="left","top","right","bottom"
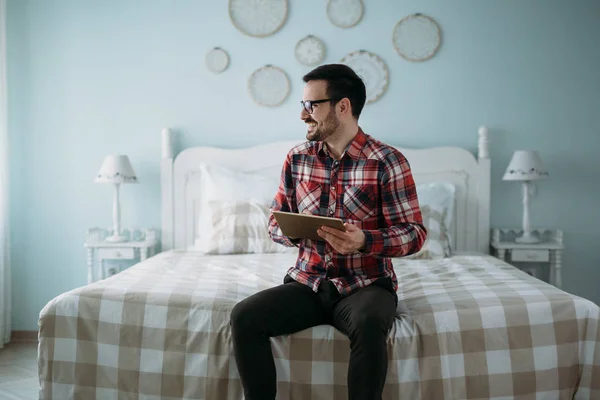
{"left": 0, "top": 340, "right": 39, "bottom": 399}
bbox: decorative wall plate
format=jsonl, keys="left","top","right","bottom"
{"left": 248, "top": 65, "right": 290, "bottom": 107}
{"left": 295, "top": 35, "right": 326, "bottom": 66}
{"left": 393, "top": 13, "right": 441, "bottom": 61}
{"left": 326, "top": 0, "right": 364, "bottom": 29}
{"left": 229, "top": 0, "right": 288, "bottom": 38}
{"left": 340, "top": 50, "right": 389, "bottom": 104}
{"left": 205, "top": 47, "right": 230, "bottom": 73}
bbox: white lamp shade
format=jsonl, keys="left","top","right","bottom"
{"left": 502, "top": 150, "right": 548, "bottom": 181}
{"left": 95, "top": 155, "right": 138, "bottom": 183}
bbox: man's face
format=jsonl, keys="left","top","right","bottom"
{"left": 300, "top": 80, "right": 340, "bottom": 142}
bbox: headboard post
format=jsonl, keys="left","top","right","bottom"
{"left": 161, "top": 128, "right": 174, "bottom": 251}
{"left": 477, "top": 126, "right": 491, "bottom": 253}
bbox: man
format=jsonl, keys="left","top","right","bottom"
{"left": 230, "top": 64, "right": 427, "bottom": 400}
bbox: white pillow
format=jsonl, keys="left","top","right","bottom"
{"left": 192, "top": 163, "right": 282, "bottom": 251}
{"left": 415, "top": 182, "right": 455, "bottom": 235}
{"left": 405, "top": 182, "right": 456, "bottom": 259}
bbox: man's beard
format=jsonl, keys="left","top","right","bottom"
{"left": 306, "top": 108, "right": 340, "bottom": 142}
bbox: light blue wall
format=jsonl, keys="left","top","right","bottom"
{"left": 7, "top": 0, "right": 600, "bottom": 330}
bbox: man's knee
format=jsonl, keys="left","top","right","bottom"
{"left": 348, "top": 294, "right": 396, "bottom": 340}
{"left": 350, "top": 311, "right": 390, "bottom": 338}
{"left": 230, "top": 298, "right": 255, "bottom": 333}
{"left": 230, "top": 289, "right": 276, "bottom": 332}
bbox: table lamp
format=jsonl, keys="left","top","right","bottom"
{"left": 502, "top": 150, "right": 548, "bottom": 243}
{"left": 95, "top": 155, "right": 138, "bottom": 242}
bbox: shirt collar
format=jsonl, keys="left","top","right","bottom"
{"left": 317, "top": 127, "right": 367, "bottom": 161}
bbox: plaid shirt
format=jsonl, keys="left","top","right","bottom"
{"left": 268, "top": 129, "right": 427, "bottom": 296}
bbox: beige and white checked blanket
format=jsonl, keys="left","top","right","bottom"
{"left": 38, "top": 251, "right": 599, "bottom": 399}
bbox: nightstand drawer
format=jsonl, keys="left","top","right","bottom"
{"left": 97, "top": 248, "right": 135, "bottom": 260}
{"left": 511, "top": 249, "right": 549, "bottom": 262}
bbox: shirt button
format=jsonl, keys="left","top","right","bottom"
{"left": 332, "top": 186, "right": 336, "bottom": 191}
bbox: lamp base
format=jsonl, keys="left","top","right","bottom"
{"left": 515, "top": 233, "right": 540, "bottom": 244}
{"left": 105, "top": 235, "right": 128, "bottom": 243}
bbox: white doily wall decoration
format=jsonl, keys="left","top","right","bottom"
{"left": 393, "top": 13, "right": 441, "bottom": 62}
{"left": 327, "top": 0, "right": 364, "bottom": 29}
{"left": 248, "top": 65, "right": 290, "bottom": 107}
{"left": 340, "top": 50, "right": 389, "bottom": 104}
{"left": 295, "top": 35, "right": 326, "bottom": 66}
{"left": 205, "top": 47, "right": 230, "bottom": 73}
{"left": 229, "top": 0, "right": 288, "bottom": 38}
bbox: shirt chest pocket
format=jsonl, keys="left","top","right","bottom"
{"left": 296, "top": 181, "right": 322, "bottom": 214}
{"left": 342, "top": 185, "right": 377, "bottom": 221}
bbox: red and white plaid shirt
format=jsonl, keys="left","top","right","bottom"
{"left": 268, "top": 128, "right": 427, "bottom": 296}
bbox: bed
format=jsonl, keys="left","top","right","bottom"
{"left": 38, "top": 127, "right": 599, "bottom": 399}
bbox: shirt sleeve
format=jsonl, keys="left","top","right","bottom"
{"left": 268, "top": 152, "right": 301, "bottom": 247}
{"left": 360, "top": 150, "right": 427, "bottom": 257}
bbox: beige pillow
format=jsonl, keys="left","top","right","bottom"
{"left": 200, "top": 199, "right": 297, "bottom": 255}
{"left": 200, "top": 187, "right": 453, "bottom": 259}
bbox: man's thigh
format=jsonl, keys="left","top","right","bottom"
{"left": 231, "top": 276, "right": 328, "bottom": 337}
{"left": 330, "top": 279, "right": 397, "bottom": 337}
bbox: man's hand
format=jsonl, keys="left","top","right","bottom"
{"left": 317, "top": 223, "right": 366, "bottom": 255}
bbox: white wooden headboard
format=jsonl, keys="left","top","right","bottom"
{"left": 160, "top": 126, "right": 491, "bottom": 254}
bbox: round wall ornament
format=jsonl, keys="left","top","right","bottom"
{"left": 326, "top": 0, "right": 364, "bottom": 29}
{"left": 248, "top": 65, "right": 290, "bottom": 107}
{"left": 295, "top": 35, "right": 326, "bottom": 66}
{"left": 228, "top": 0, "right": 288, "bottom": 38}
{"left": 205, "top": 47, "right": 230, "bottom": 73}
{"left": 340, "top": 50, "right": 389, "bottom": 104}
{"left": 392, "top": 13, "right": 441, "bottom": 61}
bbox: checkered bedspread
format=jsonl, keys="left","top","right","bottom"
{"left": 38, "top": 251, "right": 599, "bottom": 399}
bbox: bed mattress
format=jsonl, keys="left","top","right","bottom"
{"left": 38, "top": 250, "right": 600, "bottom": 399}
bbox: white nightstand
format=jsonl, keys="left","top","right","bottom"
{"left": 84, "top": 228, "right": 159, "bottom": 283}
{"left": 490, "top": 228, "right": 564, "bottom": 288}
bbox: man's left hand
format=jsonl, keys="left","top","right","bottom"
{"left": 317, "top": 223, "right": 366, "bottom": 255}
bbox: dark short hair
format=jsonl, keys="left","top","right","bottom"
{"left": 302, "top": 64, "right": 366, "bottom": 120}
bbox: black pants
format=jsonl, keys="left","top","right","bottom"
{"left": 230, "top": 275, "right": 398, "bottom": 400}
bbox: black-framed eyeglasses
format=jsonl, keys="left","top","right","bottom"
{"left": 300, "top": 98, "right": 338, "bottom": 114}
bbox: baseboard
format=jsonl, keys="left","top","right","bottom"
{"left": 10, "top": 330, "right": 38, "bottom": 342}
